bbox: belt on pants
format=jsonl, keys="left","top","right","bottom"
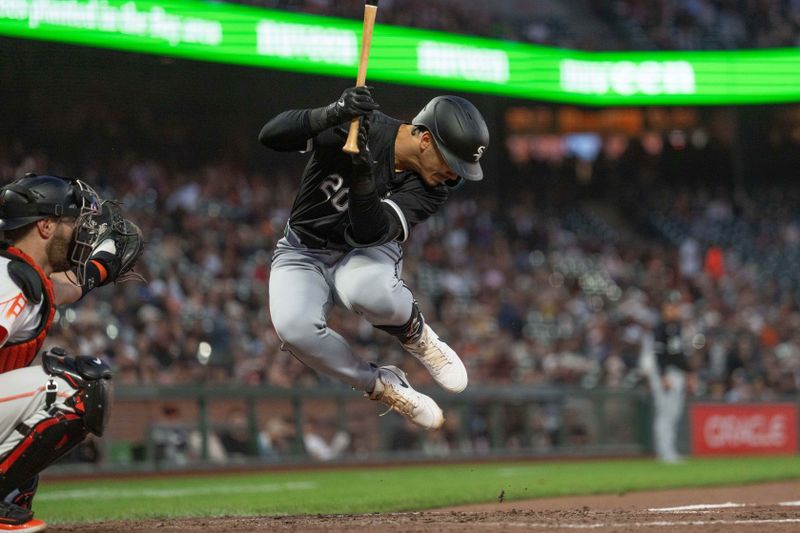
{"left": 283, "top": 225, "right": 308, "bottom": 248}
{"left": 283, "top": 225, "right": 353, "bottom": 255}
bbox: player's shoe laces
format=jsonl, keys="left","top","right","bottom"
{"left": 368, "top": 365, "right": 444, "bottom": 430}
{"left": 0, "top": 502, "right": 46, "bottom": 532}
{"left": 402, "top": 324, "right": 468, "bottom": 393}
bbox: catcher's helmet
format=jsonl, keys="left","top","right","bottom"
{"left": 412, "top": 96, "right": 490, "bottom": 181}
{"left": 0, "top": 174, "right": 99, "bottom": 230}
{"left": 0, "top": 173, "right": 103, "bottom": 283}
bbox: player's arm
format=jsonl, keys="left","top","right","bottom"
{"left": 373, "top": 176, "right": 449, "bottom": 243}
{"left": 341, "top": 116, "right": 402, "bottom": 247}
{"left": 50, "top": 256, "right": 113, "bottom": 306}
{"left": 258, "top": 87, "right": 378, "bottom": 152}
{"left": 346, "top": 161, "right": 448, "bottom": 248}
{"left": 48, "top": 239, "right": 116, "bottom": 306}
{"left": 50, "top": 272, "right": 82, "bottom": 306}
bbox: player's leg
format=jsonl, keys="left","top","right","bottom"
{"left": 333, "top": 241, "right": 412, "bottom": 325}
{"left": 0, "top": 367, "right": 51, "bottom": 533}
{"left": 0, "top": 351, "right": 111, "bottom": 530}
{"left": 641, "top": 336, "right": 674, "bottom": 462}
{"left": 648, "top": 371, "right": 673, "bottom": 462}
{"left": 334, "top": 242, "right": 467, "bottom": 393}
{"left": 269, "top": 243, "right": 377, "bottom": 391}
{"left": 0, "top": 368, "right": 79, "bottom": 465}
{"left": 662, "top": 369, "right": 685, "bottom": 462}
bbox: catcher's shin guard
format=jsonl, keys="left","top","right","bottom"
{"left": 0, "top": 412, "right": 87, "bottom": 494}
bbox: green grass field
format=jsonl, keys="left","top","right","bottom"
{"left": 37, "top": 456, "right": 800, "bottom": 524}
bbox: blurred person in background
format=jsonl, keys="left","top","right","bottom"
{"left": 151, "top": 403, "right": 192, "bottom": 466}
{"left": 640, "top": 294, "right": 691, "bottom": 464}
{"left": 301, "top": 416, "right": 350, "bottom": 461}
{"left": 259, "top": 87, "right": 489, "bottom": 430}
{"left": 0, "top": 174, "right": 142, "bottom": 532}
{"left": 261, "top": 417, "right": 296, "bottom": 460}
{"left": 216, "top": 407, "right": 253, "bottom": 460}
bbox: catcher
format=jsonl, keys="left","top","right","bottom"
{"left": 0, "top": 174, "right": 143, "bottom": 532}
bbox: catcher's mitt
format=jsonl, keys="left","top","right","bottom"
{"left": 92, "top": 200, "right": 145, "bottom": 283}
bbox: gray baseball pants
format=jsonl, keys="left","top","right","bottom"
{"left": 269, "top": 228, "right": 413, "bottom": 391}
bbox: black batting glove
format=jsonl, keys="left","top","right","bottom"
{"left": 329, "top": 86, "right": 379, "bottom": 122}
{"left": 351, "top": 116, "right": 372, "bottom": 166}
{"left": 310, "top": 86, "right": 379, "bottom": 132}
{"left": 350, "top": 117, "right": 375, "bottom": 194}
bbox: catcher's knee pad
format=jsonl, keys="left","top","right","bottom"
{"left": 43, "top": 348, "right": 113, "bottom": 436}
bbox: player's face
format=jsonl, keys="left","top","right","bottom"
{"left": 46, "top": 218, "right": 76, "bottom": 273}
{"left": 419, "top": 133, "right": 458, "bottom": 187}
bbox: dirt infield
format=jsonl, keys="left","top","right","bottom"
{"left": 52, "top": 480, "right": 800, "bottom": 532}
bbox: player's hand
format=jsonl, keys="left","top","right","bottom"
{"left": 90, "top": 201, "right": 145, "bottom": 284}
{"left": 326, "top": 86, "right": 379, "bottom": 124}
{"left": 349, "top": 116, "right": 373, "bottom": 177}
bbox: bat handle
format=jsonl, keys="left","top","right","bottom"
{"left": 343, "top": 3, "right": 378, "bottom": 155}
{"left": 343, "top": 117, "right": 361, "bottom": 154}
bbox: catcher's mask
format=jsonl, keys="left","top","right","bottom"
{"left": 0, "top": 173, "right": 103, "bottom": 284}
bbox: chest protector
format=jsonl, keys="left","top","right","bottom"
{"left": 0, "top": 244, "right": 55, "bottom": 373}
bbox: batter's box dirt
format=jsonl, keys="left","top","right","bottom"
{"left": 52, "top": 480, "right": 800, "bottom": 532}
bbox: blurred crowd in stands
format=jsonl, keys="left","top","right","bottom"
{"left": 592, "top": 0, "right": 800, "bottom": 50}
{"left": 2, "top": 101, "right": 800, "bottom": 412}
{"left": 5, "top": 0, "right": 800, "bottom": 457}
{"left": 235, "top": 0, "right": 800, "bottom": 50}
{"left": 242, "top": 0, "right": 580, "bottom": 48}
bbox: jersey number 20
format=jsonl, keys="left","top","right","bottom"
{"left": 319, "top": 174, "right": 349, "bottom": 212}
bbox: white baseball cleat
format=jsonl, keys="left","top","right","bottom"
{"left": 368, "top": 365, "right": 444, "bottom": 430}
{"left": 402, "top": 324, "right": 468, "bottom": 393}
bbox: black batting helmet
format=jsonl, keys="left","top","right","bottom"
{"left": 0, "top": 174, "right": 99, "bottom": 230}
{"left": 412, "top": 96, "right": 490, "bottom": 181}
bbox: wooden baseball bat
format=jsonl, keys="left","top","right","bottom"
{"left": 343, "top": 0, "right": 379, "bottom": 154}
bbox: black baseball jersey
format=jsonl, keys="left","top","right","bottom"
{"left": 260, "top": 110, "right": 448, "bottom": 251}
{"left": 653, "top": 320, "right": 691, "bottom": 374}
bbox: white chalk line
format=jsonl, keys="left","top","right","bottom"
{"left": 649, "top": 500, "right": 800, "bottom": 513}
{"left": 648, "top": 502, "right": 744, "bottom": 512}
{"left": 37, "top": 481, "right": 317, "bottom": 501}
{"left": 477, "top": 518, "right": 800, "bottom": 529}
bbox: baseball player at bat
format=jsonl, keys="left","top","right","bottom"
{"left": 0, "top": 174, "right": 143, "bottom": 532}
{"left": 260, "top": 87, "right": 489, "bottom": 430}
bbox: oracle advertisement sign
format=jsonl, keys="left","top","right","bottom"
{"left": 691, "top": 404, "right": 798, "bottom": 456}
